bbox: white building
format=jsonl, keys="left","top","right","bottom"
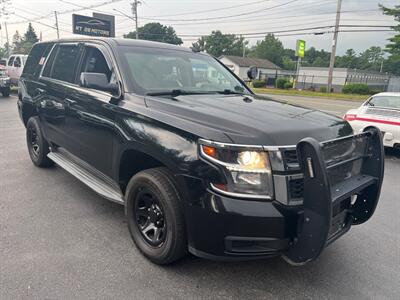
{"left": 219, "top": 55, "right": 281, "bottom": 80}
{"left": 297, "top": 67, "right": 395, "bottom": 92}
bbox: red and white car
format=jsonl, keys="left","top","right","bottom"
{"left": 344, "top": 92, "right": 400, "bottom": 149}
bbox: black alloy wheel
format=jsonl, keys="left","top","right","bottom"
{"left": 125, "top": 167, "right": 187, "bottom": 265}
{"left": 134, "top": 187, "right": 167, "bottom": 247}
{"left": 27, "top": 125, "right": 40, "bottom": 159}
{"left": 26, "top": 117, "right": 54, "bottom": 168}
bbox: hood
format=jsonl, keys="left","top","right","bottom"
{"left": 144, "top": 94, "right": 353, "bottom": 146}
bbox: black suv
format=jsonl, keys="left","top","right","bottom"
{"left": 18, "top": 38, "right": 384, "bottom": 265}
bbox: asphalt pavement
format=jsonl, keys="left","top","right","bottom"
{"left": 1, "top": 95, "right": 399, "bottom": 299}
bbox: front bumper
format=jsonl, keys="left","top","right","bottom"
{"left": 184, "top": 188, "right": 298, "bottom": 260}
{"left": 180, "top": 128, "right": 384, "bottom": 264}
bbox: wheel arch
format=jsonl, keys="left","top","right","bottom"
{"left": 117, "top": 146, "right": 181, "bottom": 195}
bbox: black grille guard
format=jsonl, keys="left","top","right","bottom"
{"left": 284, "top": 127, "right": 384, "bottom": 265}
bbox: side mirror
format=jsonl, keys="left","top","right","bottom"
{"left": 79, "top": 72, "right": 119, "bottom": 95}
{"left": 247, "top": 66, "right": 258, "bottom": 80}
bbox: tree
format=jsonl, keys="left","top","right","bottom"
{"left": 282, "top": 56, "right": 295, "bottom": 70}
{"left": 357, "top": 46, "right": 384, "bottom": 71}
{"left": 124, "top": 22, "right": 183, "bottom": 45}
{"left": 0, "top": 46, "right": 8, "bottom": 58}
{"left": 302, "top": 47, "right": 330, "bottom": 67}
{"left": 336, "top": 49, "right": 359, "bottom": 68}
{"left": 192, "top": 30, "right": 246, "bottom": 57}
{"left": 248, "top": 34, "right": 284, "bottom": 66}
{"left": 11, "top": 31, "right": 23, "bottom": 54}
{"left": 21, "top": 23, "right": 39, "bottom": 54}
{"left": 380, "top": 4, "right": 400, "bottom": 75}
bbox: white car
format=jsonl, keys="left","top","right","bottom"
{"left": 7, "top": 54, "right": 28, "bottom": 85}
{"left": 344, "top": 92, "right": 400, "bottom": 149}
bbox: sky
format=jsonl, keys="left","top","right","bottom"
{"left": 1, "top": 0, "right": 398, "bottom": 55}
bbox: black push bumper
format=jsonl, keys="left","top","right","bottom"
{"left": 284, "top": 127, "right": 384, "bottom": 265}
{"left": 183, "top": 127, "right": 384, "bottom": 264}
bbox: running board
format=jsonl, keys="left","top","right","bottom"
{"left": 48, "top": 151, "right": 124, "bottom": 205}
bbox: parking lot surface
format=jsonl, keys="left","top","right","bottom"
{"left": 1, "top": 95, "right": 399, "bottom": 299}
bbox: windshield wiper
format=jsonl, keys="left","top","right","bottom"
{"left": 146, "top": 89, "right": 213, "bottom": 97}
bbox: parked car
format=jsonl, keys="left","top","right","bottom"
{"left": 18, "top": 38, "right": 384, "bottom": 265}
{"left": 344, "top": 92, "right": 400, "bottom": 150}
{"left": 7, "top": 54, "right": 28, "bottom": 85}
{"left": 0, "top": 63, "right": 11, "bottom": 96}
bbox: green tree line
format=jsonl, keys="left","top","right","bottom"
{"left": 0, "top": 23, "right": 39, "bottom": 57}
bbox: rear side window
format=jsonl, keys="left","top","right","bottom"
{"left": 50, "top": 45, "right": 80, "bottom": 83}
{"left": 7, "top": 56, "right": 14, "bottom": 66}
{"left": 23, "top": 43, "right": 52, "bottom": 76}
{"left": 14, "top": 57, "right": 21, "bottom": 67}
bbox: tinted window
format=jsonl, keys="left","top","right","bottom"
{"left": 42, "top": 45, "right": 58, "bottom": 78}
{"left": 368, "top": 96, "right": 400, "bottom": 109}
{"left": 8, "top": 56, "right": 14, "bottom": 66}
{"left": 51, "top": 45, "right": 80, "bottom": 83}
{"left": 78, "top": 47, "right": 112, "bottom": 82}
{"left": 23, "top": 43, "right": 49, "bottom": 76}
{"left": 14, "top": 57, "right": 21, "bottom": 67}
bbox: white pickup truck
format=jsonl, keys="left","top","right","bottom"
{"left": 7, "top": 54, "right": 28, "bottom": 85}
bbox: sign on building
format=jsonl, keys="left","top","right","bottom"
{"left": 296, "top": 40, "right": 306, "bottom": 58}
{"left": 72, "top": 14, "right": 112, "bottom": 37}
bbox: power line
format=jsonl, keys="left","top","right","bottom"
{"left": 8, "top": 0, "right": 125, "bottom": 25}
{"left": 143, "top": 0, "right": 271, "bottom": 18}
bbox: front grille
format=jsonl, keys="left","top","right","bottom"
{"left": 282, "top": 149, "right": 300, "bottom": 169}
{"left": 289, "top": 178, "right": 304, "bottom": 199}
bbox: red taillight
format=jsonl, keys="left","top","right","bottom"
{"left": 344, "top": 114, "right": 357, "bottom": 121}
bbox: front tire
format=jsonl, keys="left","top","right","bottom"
{"left": 125, "top": 167, "right": 187, "bottom": 265}
{"left": 26, "top": 116, "right": 54, "bottom": 168}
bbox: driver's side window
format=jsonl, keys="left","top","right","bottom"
{"left": 78, "top": 47, "right": 114, "bottom": 85}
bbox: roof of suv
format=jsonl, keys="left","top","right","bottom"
{"left": 38, "top": 37, "right": 194, "bottom": 53}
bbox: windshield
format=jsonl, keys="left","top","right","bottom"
{"left": 119, "top": 46, "right": 250, "bottom": 95}
{"left": 368, "top": 95, "right": 400, "bottom": 109}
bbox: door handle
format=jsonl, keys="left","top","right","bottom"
{"left": 65, "top": 98, "right": 77, "bottom": 105}
{"left": 36, "top": 88, "right": 46, "bottom": 96}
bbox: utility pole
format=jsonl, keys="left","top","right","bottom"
{"left": 242, "top": 35, "right": 245, "bottom": 57}
{"left": 4, "top": 21, "right": 9, "bottom": 56}
{"left": 380, "top": 59, "right": 384, "bottom": 73}
{"left": 131, "top": 1, "right": 140, "bottom": 39}
{"left": 54, "top": 11, "right": 60, "bottom": 39}
{"left": 327, "top": 0, "right": 342, "bottom": 93}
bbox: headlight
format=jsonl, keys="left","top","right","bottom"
{"left": 199, "top": 140, "right": 274, "bottom": 199}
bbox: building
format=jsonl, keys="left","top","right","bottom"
{"left": 219, "top": 55, "right": 281, "bottom": 81}
{"left": 297, "top": 67, "right": 396, "bottom": 92}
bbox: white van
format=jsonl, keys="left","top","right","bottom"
{"left": 7, "top": 54, "right": 28, "bottom": 85}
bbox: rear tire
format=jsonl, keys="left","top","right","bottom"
{"left": 125, "top": 167, "right": 187, "bottom": 265}
{"left": 26, "top": 116, "right": 54, "bottom": 168}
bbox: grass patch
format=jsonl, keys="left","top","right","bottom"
{"left": 252, "top": 87, "right": 368, "bottom": 102}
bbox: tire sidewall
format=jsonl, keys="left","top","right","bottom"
{"left": 26, "top": 117, "right": 49, "bottom": 167}
{"left": 126, "top": 172, "right": 181, "bottom": 264}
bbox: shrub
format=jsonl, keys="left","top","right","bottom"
{"left": 319, "top": 86, "right": 327, "bottom": 93}
{"left": 276, "top": 77, "right": 289, "bottom": 89}
{"left": 342, "top": 83, "right": 370, "bottom": 95}
{"left": 283, "top": 82, "right": 293, "bottom": 90}
{"left": 252, "top": 80, "right": 266, "bottom": 88}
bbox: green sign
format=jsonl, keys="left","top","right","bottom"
{"left": 296, "top": 40, "right": 306, "bottom": 58}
